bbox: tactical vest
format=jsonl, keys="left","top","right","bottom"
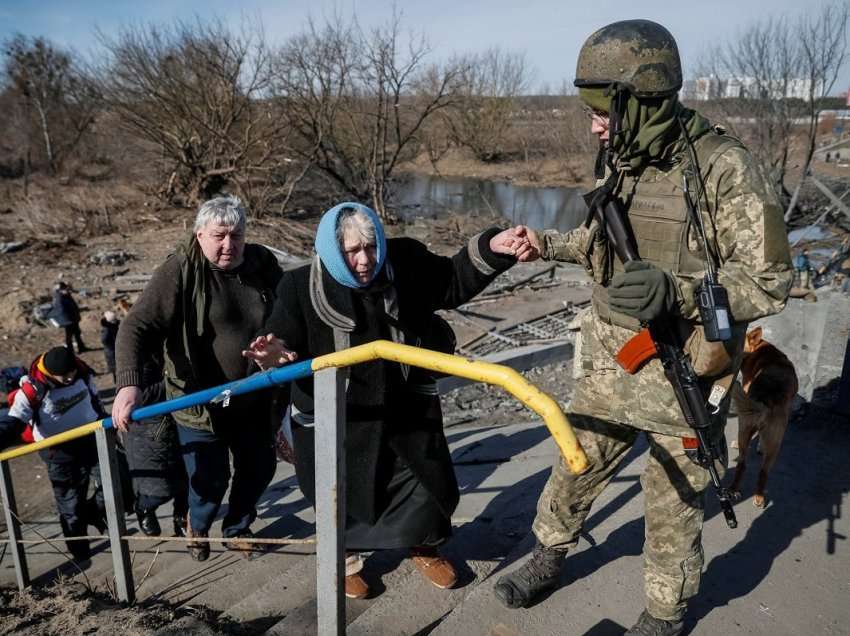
{"left": 592, "top": 129, "right": 744, "bottom": 332}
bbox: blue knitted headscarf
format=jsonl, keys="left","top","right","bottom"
{"left": 314, "top": 202, "right": 387, "bottom": 288}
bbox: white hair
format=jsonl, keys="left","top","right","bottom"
{"left": 193, "top": 195, "right": 247, "bottom": 233}
{"left": 336, "top": 207, "right": 376, "bottom": 246}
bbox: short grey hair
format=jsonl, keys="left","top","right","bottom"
{"left": 336, "top": 207, "right": 376, "bottom": 246}
{"left": 193, "top": 195, "right": 247, "bottom": 233}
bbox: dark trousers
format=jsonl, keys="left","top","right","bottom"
{"left": 39, "top": 437, "right": 105, "bottom": 559}
{"left": 64, "top": 323, "right": 86, "bottom": 352}
{"left": 104, "top": 348, "right": 116, "bottom": 382}
{"left": 176, "top": 419, "right": 276, "bottom": 537}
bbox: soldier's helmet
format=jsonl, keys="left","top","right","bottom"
{"left": 574, "top": 20, "right": 682, "bottom": 97}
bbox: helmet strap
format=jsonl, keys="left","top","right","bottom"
{"left": 605, "top": 83, "right": 629, "bottom": 156}
{"left": 591, "top": 83, "right": 631, "bottom": 186}
{"left": 593, "top": 138, "right": 607, "bottom": 180}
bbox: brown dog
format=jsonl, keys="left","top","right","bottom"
{"left": 730, "top": 326, "right": 798, "bottom": 508}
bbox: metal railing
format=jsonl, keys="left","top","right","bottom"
{"left": 0, "top": 340, "right": 588, "bottom": 635}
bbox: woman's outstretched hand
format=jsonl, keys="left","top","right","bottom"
{"left": 242, "top": 333, "right": 298, "bottom": 370}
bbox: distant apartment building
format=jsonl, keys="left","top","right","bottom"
{"left": 680, "top": 75, "right": 821, "bottom": 101}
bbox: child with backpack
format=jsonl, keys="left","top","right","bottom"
{"left": 0, "top": 346, "right": 108, "bottom": 561}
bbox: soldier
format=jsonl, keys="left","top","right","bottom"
{"left": 493, "top": 20, "right": 793, "bottom": 635}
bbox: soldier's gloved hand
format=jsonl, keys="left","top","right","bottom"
{"left": 608, "top": 261, "right": 676, "bottom": 322}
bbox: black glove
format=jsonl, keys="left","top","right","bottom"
{"left": 608, "top": 261, "right": 676, "bottom": 322}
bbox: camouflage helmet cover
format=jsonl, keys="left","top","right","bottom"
{"left": 574, "top": 19, "right": 682, "bottom": 97}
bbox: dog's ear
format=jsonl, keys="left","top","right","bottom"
{"left": 747, "top": 326, "right": 763, "bottom": 349}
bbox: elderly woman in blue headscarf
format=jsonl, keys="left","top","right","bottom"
{"left": 244, "top": 203, "right": 531, "bottom": 598}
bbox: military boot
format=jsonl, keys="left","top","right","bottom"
{"left": 493, "top": 542, "right": 565, "bottom": 609}
{"left": 625, "top": 610, "right": 684, "bottom": 636}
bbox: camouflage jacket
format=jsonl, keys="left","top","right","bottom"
{"left": 542, "top": 136, "right": 793, "bottom": 436}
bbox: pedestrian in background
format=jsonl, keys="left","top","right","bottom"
{"left": 51, "top": 281, "right": 87, "bottom": 354}
{"left": 0, "top": 346, "right": 107, "bottom": 561}
{"left": 793, "top": 248, "right": 813, "bottom": 289}
{"left": 101, "top": 310, "right": 120, "bottom": 382}
{"left": 124, "top": 352, "right": 189, "bottom": 538}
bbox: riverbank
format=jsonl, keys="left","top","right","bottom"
{"left": 400, "top": 147, "right": 597, "bottom": 190}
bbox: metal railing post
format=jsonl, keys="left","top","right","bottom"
{"left": 94, "top": 427, "right": 134, "bottom": 603}
{"left": 0, "top": 460, "right": 29, "bottom": 591}
{"left": 314, "top": 367, "right": 347, "bottom": 636}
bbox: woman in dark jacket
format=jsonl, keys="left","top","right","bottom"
{"left": 244, "top": 202, "right": 531, "bottom": 599}
{"left": 124, "top": 352, "right": 189, "bottom": 538}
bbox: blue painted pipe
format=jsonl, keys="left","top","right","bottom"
{"left": 100, "top": 359, "right": 316, "bottom": 430}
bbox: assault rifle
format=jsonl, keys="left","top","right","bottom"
{"left": 590, "top": 195, "right": 739, "bottom": 529}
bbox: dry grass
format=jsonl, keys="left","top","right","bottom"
{"left": 0, "top": 580, "right": 238, "bottom": 636}
{"left": 401, "top": 147, "right": 596, "bottom": 189}
{"left": 17, "top": 180, "right": 143, "bottom": 239}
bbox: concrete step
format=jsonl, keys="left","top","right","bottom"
{"left": 133, "top": 467, "right": 313, "bottom": 611}
{"left": 260, "top": 421, "right": 559, "bottom": 635}
{"left": 220, "top": 551, "right": 319, "bottom": 626}
{"left": 260, "top": 549, "right": 413, "bottom": 635}
{"left": 430, "top": 439, "right": 650, "bottom": 636}
{"left": 430, "top": 410, "right": 850, "bottom": 636}
{"left": 0, "top": 459, "right": 313, "bottom": 614}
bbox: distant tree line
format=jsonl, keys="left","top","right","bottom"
{"left": 1, "top": 12, "right": 554, "bottom": 219}
{"left": 1, "top": 3, "right": 847, "bottom": 219}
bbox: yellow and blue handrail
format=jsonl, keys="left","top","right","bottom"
{"left": 0, "top": 341, "right": 588, "bottom": 474}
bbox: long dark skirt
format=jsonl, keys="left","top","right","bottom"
{"left": 345, "top": 450, "right": 452, "bottom": 551}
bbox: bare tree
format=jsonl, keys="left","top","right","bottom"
{"left": 3, "top": 34, "right": 100, "bottom": 174}
{"left": 699, "top": 16, "right": 800, "bottom": 192}
{"left": 274, "top": 13, "right": 462, "bottom": 220}
{"left": 97, "top": 19, "right": 307, "bottom": 213}
{"left": 788, "top": 1, "right": 850, "bottom": 217}
{"left": 446, "top": 48, "right": 531, "bottom": 162}
{"left": 535, "top": 92, "right": 598, "bottom": 182}
{"left": 699, "top": 1, "right": 849, "bottom": 215}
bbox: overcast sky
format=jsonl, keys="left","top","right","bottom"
{"left": 2, "top": 0, "right": 849, "bottom": 95}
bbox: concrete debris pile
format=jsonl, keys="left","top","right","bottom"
{"left": 790, "top": 175, "right": 850, "bottom": 232}
{"left": 0, "top": 241, "right": 26, "bottom": 254}
{"left": 443, "top": 362, "right": 573, "bottom": 427}
{"left": 89, "top": 249, "right": 136, "bottom": 266}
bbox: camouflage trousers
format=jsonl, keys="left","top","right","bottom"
{"left": 532, "top": 413, "right": 726, "bottom": 622}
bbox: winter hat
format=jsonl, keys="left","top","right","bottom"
{"left": 42, "top": 346, "right": 76, "bottom": 377}
{"left": 314, "top": 202, "right": 386, "bottom": 288}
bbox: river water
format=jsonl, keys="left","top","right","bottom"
{"left": 393, "top": 173, "right": 588, "bottom": 233}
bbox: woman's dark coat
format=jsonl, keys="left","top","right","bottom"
{"left": 263, "top": 229, "right": 515, "bottom": 525}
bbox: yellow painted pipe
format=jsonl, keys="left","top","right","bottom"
{"left": 0, "top": 421, "right": 105, "bottom": 462}
{"left": 312, "top": 340, "right": 589, "bottom": 475}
